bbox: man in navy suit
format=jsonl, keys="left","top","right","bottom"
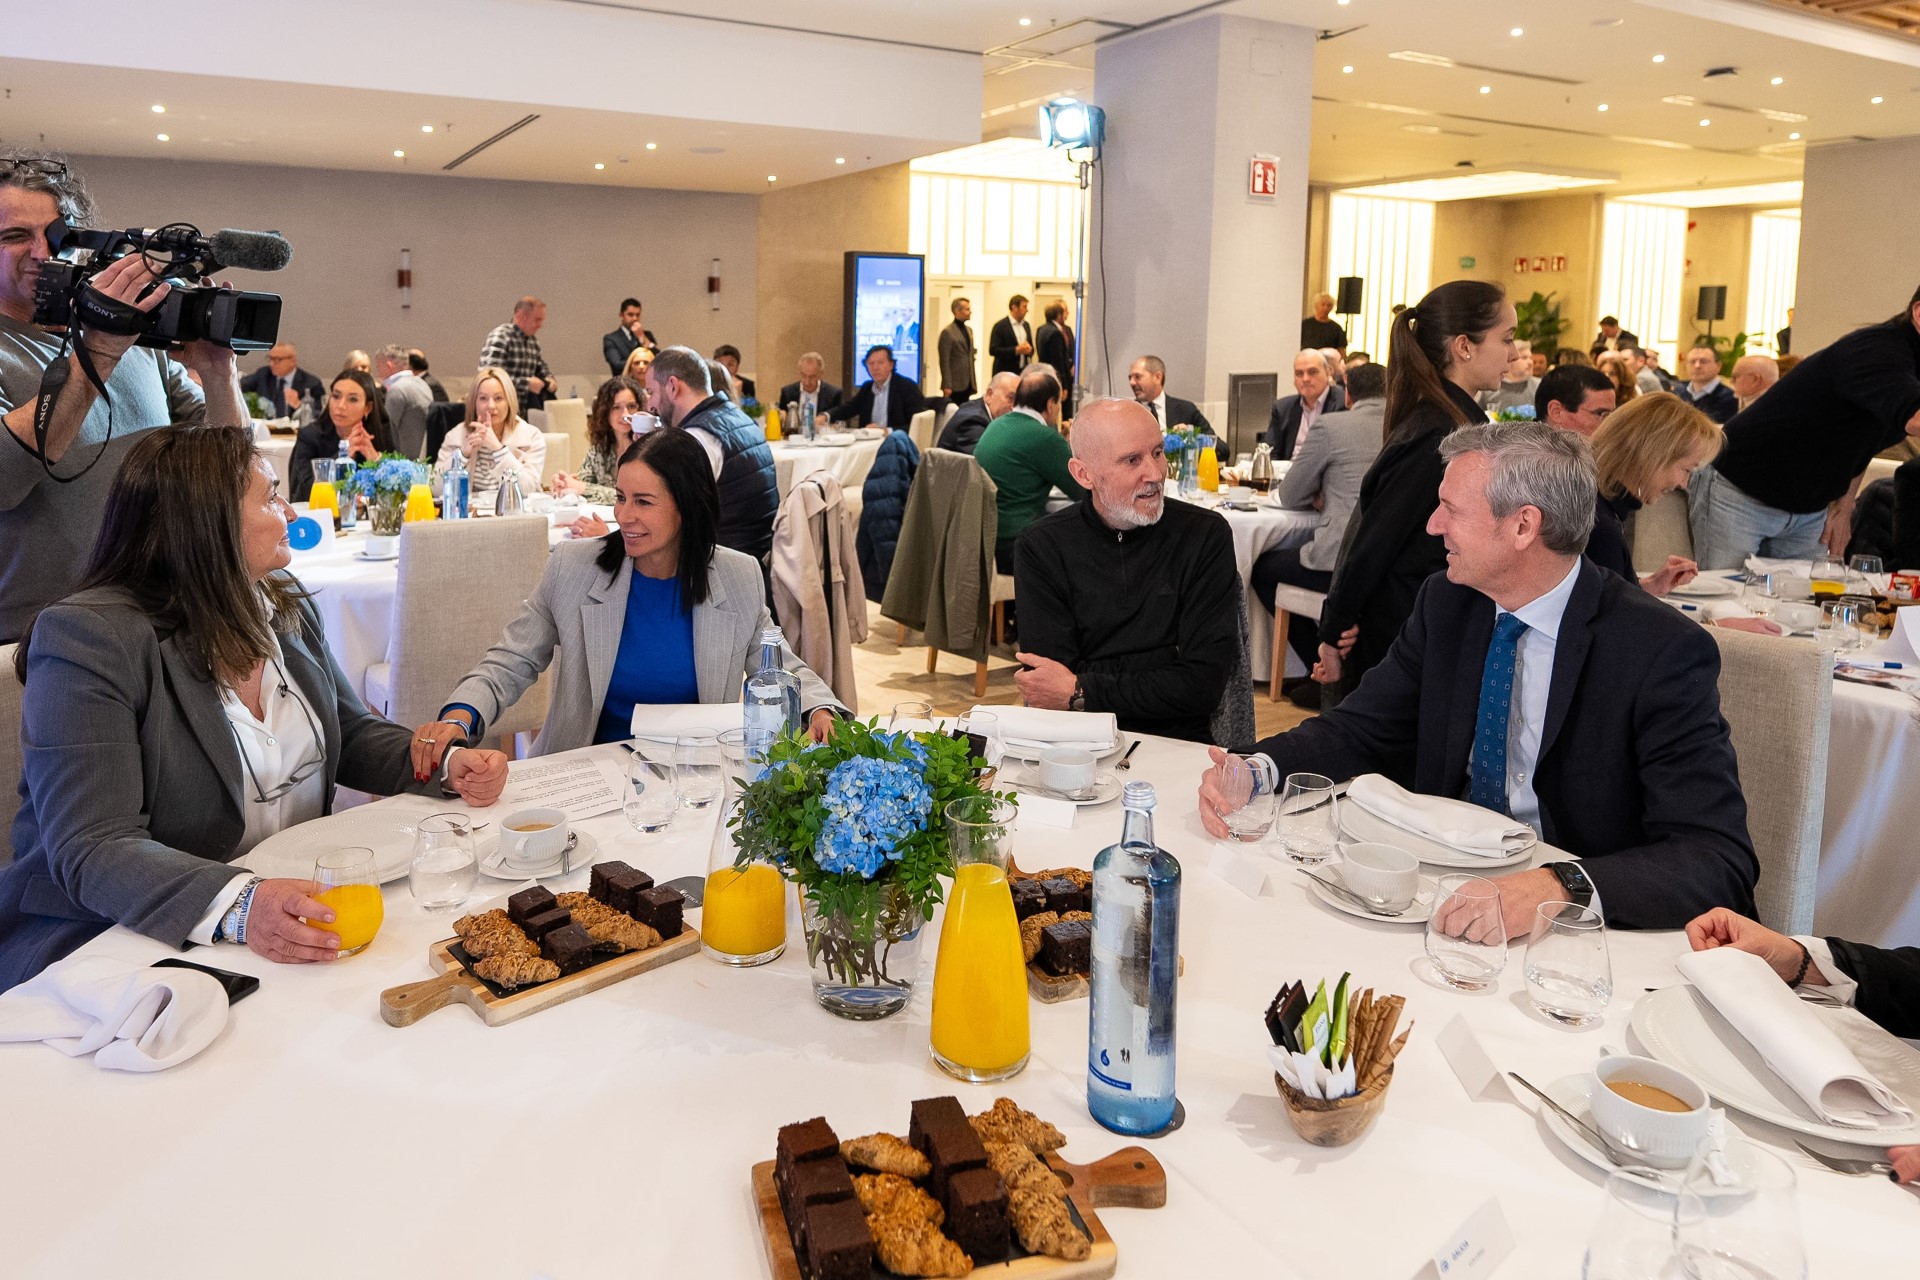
{"left": 1198, "top": 421, "right": 1756, "bottom": 934}
{"left": 776, "top": 352, "right": 844, "bottom": 426}
{"left": 240, "top": 343, "right": 323, "bottom": 417}
{"left": 1265, "top": 349, "right": 1346, "bottom": 460}
{"left": 827, "top": 345, "right": 927, "bottom": 430}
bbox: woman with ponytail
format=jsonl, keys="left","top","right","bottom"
{"left": 1314, "top": 280, "right": 1515, "bottom": 689}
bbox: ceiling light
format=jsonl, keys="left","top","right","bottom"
{"left": 1342, "top": 65, "right": 1353, "bottom": 74}
{"left": 1789, "top": 132, "right": 1801, "bottom": 140}
{"left": 1618, "top": 180, "right": 1802, "bottom": 208}
{"left": 1338, "top": 0, "right": 1350, "bottom": 5}
{"left": 1598, "top": 103, "right": 1609, "bottom": 112}
{"left": 1652, "top": 54, "right": 1666, "bottom": 63}
{"left": 1871, "top": 96, "right": 1884, "bottom": 104}
{"left": 645, "top": 142, "right": 657, "bottom": 150}
{"left": 834, "top": 157, "right": 846, "bottom": 165}
{"left": 1390, "top": 50, "right": 1456, "bottom": 68}
{"left": 767, "top": 174, "right": 777, "bottom": 182}
{"left": 1770, "top": 77, "right": 1783, "bottom": 86}
{"left": 155, "top": 133, "right": 169, "bottom": 142}
{"left": 150, "top": 104, "right": 165, "bottom": 114}
{"left": 1018, "top": 16, "right": 1031, "bottom": 25}
{"left": 1479, "top": 85, "right": 1492, "bottom": 94}
{"left": 1510, "top": 27, "right": 1523, "bottom": 36}
{"left": 1340, "top": 165, "right": 1616, "bottom": 201}
{"left": 1699, "top": 118, "right": 1710, "bottom": 126}
{"left": 594, "top": 162, "right": 605, "bottom": 170}
{"left": 393, "top": 149, "right": 405, "bottom": 157}
{"left": 421, "top": 125, "right": 434, "bottom": 133}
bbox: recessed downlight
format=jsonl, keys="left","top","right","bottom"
{"left": 151, "top": 104, "right": 165, "bottom": 114}
{"left": 155, "top": 133, "right": 169, "bottom": 142}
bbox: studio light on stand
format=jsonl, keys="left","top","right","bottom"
{"left": 1041, "top": 97, "right": 1105, "bottom": 409}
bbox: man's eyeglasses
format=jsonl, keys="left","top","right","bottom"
{"left": 0, "top": 158, "right": 70, "bottom": 182}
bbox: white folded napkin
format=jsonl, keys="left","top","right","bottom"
{"left": 976, "top": 706, "right": 1116, "bottom": 755}
{"left": 1345, "top": 774, "right": 1530, "bottom": 855}
{"left": 0, "top": 954, "right": 230, "bottom": 1072}
{"left": 1676, "top": 947, "right": 1914, "bottom": 1129}
{"left": 630, "top": 702, "right": 745, "bottom": 743}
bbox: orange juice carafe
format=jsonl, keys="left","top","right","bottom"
{"left": 701, "top": 765, "right": 787, "bottom": 966}
{"left": 403, "top": 482, "right": 437, "bottom": 522}
{"left": 764, "top": 407, "right": 783, "bottom": 442}
{"left": 930, "top": 796, "right": 1030, "bottom": 1082}
{"left": 1196, "top": 440, "right": 1220, "bottom": 492}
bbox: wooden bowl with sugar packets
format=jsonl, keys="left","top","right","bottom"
{"left": 1274, "top": 1068, "right": 1394, "bottom": 1148}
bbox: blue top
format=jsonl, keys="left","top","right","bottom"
{"left": 594, "top": 570, "right": 699, "bottom": 744}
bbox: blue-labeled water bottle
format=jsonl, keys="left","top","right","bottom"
{"left": 442, "top": 449, "right": 469, "bottom": 520}
{"left": 742, "top": 626, "right": 801, "bottom": 777}
{"left": 1087, "top": 780, "right": 1182, "bottom": 1135}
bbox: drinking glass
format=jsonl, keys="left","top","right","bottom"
{"left": 1815, "top": 599, "right": 1862, "bottom": 652}
{"left": 1848, "top": 553, "right": 1885, "bottom": 594}
{"left": 624, "top": 751, "right": 677, "bottom": 833}
{"left": 1523, "top": 901, "right": 1612, "bottom": 1025}
{"left": 673, "top": 730, "right": 723, "bottom": 809}
{"left": 309, "top": 847, "right": 383, "bottom": 956}
{"left": 1214, "top": 754, "right": 1277, "bottom": 843}
{"left": 717, "top": 727, "right": 751, "bottom": 789}
{"left": 930, "top": 796, "right": 1029, "bottom": 1082}
{"left": 1581, "top": 1171, "right": 1702, "bottom": 1280}
{"left": 1424, "top": 873, "right": 1507, "bottom": 990}
{"left": 959, "top": 710, "right": 1004, "bottom": 779}
{"left": 408, "top": 815, "right": 476, "bottom": 912}
{"left": 702, "top": 791, "right": 787, "bottom": 967}
{"left": 1742, "top": 570, "right": 1777, "bottom": 620}
{"left": 308, "top": 458, "right": 341, "bottom": 527}
{"left": 1677, "top": 1140, "right": 1805, "bottom": 1280}
{"left": 889, "top": 700, "right": 934, "bottom": 730}
{"left": 1810, "top": 554, "right": 1846, "bottom": 596}
{"left": 1275, "top": 772, "right": 1338, "bottom": 864}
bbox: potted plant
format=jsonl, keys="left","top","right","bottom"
{"left": 729, "top": 719, "right": 1005, "bottom": 1020}
{"left": 1514, "top": 291, "right": 1569, "bottom": 360}
{"left": 351, "top": 455, "right": 428, "bottom": 554}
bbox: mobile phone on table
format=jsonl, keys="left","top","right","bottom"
{"left": 151, "top": 957, "right": 261, "bottom": 1005}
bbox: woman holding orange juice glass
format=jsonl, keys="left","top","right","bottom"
{"left": 0, "top": 426, "right": 512, "bottom": 992}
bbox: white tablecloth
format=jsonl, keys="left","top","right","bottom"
{"left": 1816, "top": 678, "right": 1920, "bottom": 947}
{"left": 773, "top": 437, "right": 883, "bottom": 497}
{"left": 1215, "top": 501, "right": 1318, "bottom": 682}
{"left": 15, "top": 735, "right": 1915, "bottom": 1277}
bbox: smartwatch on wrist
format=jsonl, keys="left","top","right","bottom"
{"left": 1067, "top": 679, "right": 1086, "bottom": 713}
{"left": 1545, "top": 861, "right": 1595, "bottom": 911}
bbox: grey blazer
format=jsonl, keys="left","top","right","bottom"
{"left": 446, "top": 540, "right": 845, "bottom": 755}
{"left": 1277, "top": 397, "right": 1384, "bottom": 572}
{"left": 0, "top": 582, "right": 424, "bottom": 991}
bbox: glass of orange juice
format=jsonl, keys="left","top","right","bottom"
{"left": 308, "top": 847, "right": 384, "bottom": 956}
{"left": 702, "top": 789, "right": 787, "bottom": 967}
{"left": 308, "top": 458, "right": 341, "bottom": 529}
{"left": 930, "top": 796, "right": 1029, "bottom": 1082}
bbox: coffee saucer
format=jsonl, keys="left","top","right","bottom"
{"left": 1533, "top": 1074, "right": 1757, "bottom": 1199}
{"left": 1302, "top": 865, "right": 1438, "bottom": 925}
{"left": 478, "top": 829, "right": 598, "bottom": 881}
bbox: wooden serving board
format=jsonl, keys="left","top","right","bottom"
{"left": 378, "top": 925, "right": 700, "bottom": 1027}
{"left": 752, "top": 1145, "right": 1164, "bottom": 1280}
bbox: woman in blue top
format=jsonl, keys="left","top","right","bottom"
{"left": 417, "top": 428, "right": 842, "bottom": 762}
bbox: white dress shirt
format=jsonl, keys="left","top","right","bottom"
{"left": 1144, "top": 393, "right": 1169, "bottom": 425}
{"left": 1011, "top": 319, "right": 1032, "bottom": 368}
{"left": 797, "top": 383, "right": 820, "bottom": 426}
{"left": 869, "top": 377, "right": 892, "bottom": 428}
{"left": 1296, "top": 386, "right": 1333, "bottom": 453}
{"left": 1478, "top": 558, "right": 1582, "bottom": 834}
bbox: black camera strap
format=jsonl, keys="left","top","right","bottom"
{"left": 22, "top": 309, "right": 121, "bottom": 484}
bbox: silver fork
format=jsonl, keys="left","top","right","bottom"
{"left": 1795, "top": 1141, "right": 1895, "bottom": 1178}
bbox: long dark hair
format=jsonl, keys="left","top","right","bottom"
{"left": 593, "top": 427, "right": 720, "bottom": 611}
{"left": 328, "top": 368, "right": 393, "bottom": 452}
{"left": 1383, "top": 280, "right": 1507, "bottom": 440}
{"left": 15, "top": 426, "right": 303, "bottom": 684}
{"left": 588, "top": 375, "right": 646, "bottom": 459}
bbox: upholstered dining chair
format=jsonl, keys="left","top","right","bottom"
{"left": 1708, "top": 625, "right": 1832, "bottom": 934}
{"left": 1266, "top": 584, "right": 1327, "bottom": 702}
{"left": 0, "top": 643, "right": 20, "bottom": 866}
{"left": 543, "top": 397, "right": 589, "bottom": 464}
{"left": 908, "top": 409, "right": 937, "bottom": 454}
{"left": 363, "top": 517, "right": 553, "bottom": 753}
{"left": 539, "top": 432, "right": 573, "bottom": 487}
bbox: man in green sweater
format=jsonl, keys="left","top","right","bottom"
{"left": 974, "top": 365, "right": 1086, "bottom": 572}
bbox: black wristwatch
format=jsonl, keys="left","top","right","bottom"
{"left": 1546, "top": 861, "right": 1596, "bottom": 911}
{"left": 1067, "top": 679, "right": 1086, "bottom": 713}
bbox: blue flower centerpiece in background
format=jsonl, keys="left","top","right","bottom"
{"left": 1493, "top": 404, "right": 1537, "bottom": 423}
{"left": 350, "top": 455, "right": 428, "bottom": 538}
{"left": 730, "top": 718, "right": 1004, "bottom": 1019}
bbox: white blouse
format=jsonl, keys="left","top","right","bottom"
{"left": 436, "top": 417, "right": 546, "bottom": 495}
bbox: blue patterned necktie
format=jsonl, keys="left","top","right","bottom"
{"left": 1469, "top": 613, "right": 1530, "bottom": 815}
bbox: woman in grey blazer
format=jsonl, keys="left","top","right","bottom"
{"left": 418, "top": 428, "right": 843, "bottom": 766}
{"left": 0, "top": 427, "right": 511, "bottom": 992}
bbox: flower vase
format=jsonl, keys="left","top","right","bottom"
{"left": 365, "top": 494, "right": 406, "bottom": 557}
{"left": 801, "top": 880, "right": 925, "bottom": 1020}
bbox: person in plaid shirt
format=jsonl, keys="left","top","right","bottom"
{"left": 479, "top": 295, "right": 553, "bottom": 407}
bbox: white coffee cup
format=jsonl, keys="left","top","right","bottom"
{"left": 1225, "top": 486, "right": 1254, "bottom": 503}
{"left": 1337, "top": 842, "right": 1420, "bottom": 911}
{"left": 1588, "top": 1053, "right": 1712, "bottom": 1169}
{"left": 1038, "top": 746, "right": 1097, "bottom": 795}
{"left": 498, "top": 808, "right": 570, "bottom": 869}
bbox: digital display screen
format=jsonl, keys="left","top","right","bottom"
{"left": 845, "top": 253, "right": 924, "bottom": 387}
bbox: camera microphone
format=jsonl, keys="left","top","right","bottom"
{"left": 207, "top": 229, "right": 292, "bottom": 273}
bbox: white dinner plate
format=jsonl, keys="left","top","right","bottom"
{"left": 1668, "top": 575, "right": 1741, "bottom": 599}
{"left": 352, "top": 549, "right": 399, "bottom": 563}
{"left": 999, "top": 738, "right": 1123, "bottom": 765}
{"left": 1629, "top": 986, "right": 1920, "bottom": 1147}
{"left": 240, "top": 798, "right": 457, "bottom": 884}
{"left": 477, "top": 829, "right": 600, "bottom": 881}
{"left": 1337, "top": 797, "right": 1535, "bottom": 869}
{"left": 1533, "top": 1074, "right": 1759, "bottom": 1199}
{"left": 1301, "top": 866, "right": 1437, "bottom": 925}
{"left": 999, "top": 765, "right": 1122, "bottom": 806}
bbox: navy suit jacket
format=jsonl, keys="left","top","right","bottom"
{"left": 240, "top": 365, "right": 324, "bottom": 413}
{"left": 1266, "top": 387, "right": 1347, "bottom": 460}
{"left": 777, "top": 380, "right": 845, "bottom": 415}
{"left": 828, "top": 377, "right": 927, "bottom": 429}
{"left": 1250, "top": 560, "right": 1758, "bottom": 929}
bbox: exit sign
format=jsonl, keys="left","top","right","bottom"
{"left": 1459, "top": 256, "right": 1477, "bottom": 269}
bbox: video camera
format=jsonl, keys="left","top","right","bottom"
{"left": 32, "top": 219, "right": 291, "bottom": 352}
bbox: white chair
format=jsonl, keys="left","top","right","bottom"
{"left": 990, "top": 572, "right": 1015, "bottom": 652}
{"left": 0, "top": 644, "right": 21, "bottom": 866}
{"left": 940, "top": 403, "right": 958, "bottom": 432}
{"left": 540, "top": 432, "right": 572, "bottom": 486}
{"left": 1267, "top": 584, "right": 1326, "bottom": 702}
{"left": 527, "top": 408, "right": 548, "bottom": 431}
{"left": 1709, "top": 626, "right": 1832, "bottom": 933}
{"left": 908, "top": 409, "right": 936, "bottom": 453}
{"left": 363, "top": 517, "right": 553, "bottom": 752}
{"left": 544, "top": 398, "right": 589, "bottom": 464}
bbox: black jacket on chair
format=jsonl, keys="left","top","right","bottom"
{"left": 1253, "top": 561, "right": 1758, "bottom": 929}
{"left": 828, "top": 377, "right": 927, "bottom": 430}
{"left": 1265, "top": 387, "right": 1348, "bottom": 460}
{"left": 1828, "top": 939, "right": 1920, "bottom": 1038}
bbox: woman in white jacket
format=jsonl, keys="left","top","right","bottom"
{"left": 436, "top": 365, "right": 545, "bottom": 500}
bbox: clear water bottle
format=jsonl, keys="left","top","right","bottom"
{"left": 1087, "top": 781, "right": 1182, "bottom": 1135}
{"left": 742, "top": 627, "right": 801, "bottom": 775}
{"left": 334, "top": 440, "right": 359, "bottom": 529}
{"left": 442, "top": 450, "right": 469, "bottom": 520}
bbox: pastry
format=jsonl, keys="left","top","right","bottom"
{"left": 601, "top": 868, "right": 655, "bottom": 915}
{"left": 1009, "top": 878, "right": 1049, "bottom": 920}
{"left": 470, "top": 951, "right": 559, "bottom": 989}
{"left": 981, "top": 1140, "right": 1065, "bottom": 1200}
{"left": 778, "top": 1116, "right": 841, "bottom": 1168}
{"left": 853, "top": 1172, "right": 942, "bottom": 1225}
{"left": 1007, "top": 1185, "right": 1090, "bottom": 1261}
{"left": 452, "top": 909, "right": 538, "bottom": 960}
{"left": 1018, "top": 911, "right": 1059, "bottom": 964}
{"left": 842, "top": 1132, "right": 931, "bottom": 1179}
{"left": 803, "top": 1199, "right": 873, "bottom": 1280}
{"left": 505, "top": 884, "right": 557, "bottom": 927}
{"left": 588, "top": 860, "right": 634, "bottom": 903}
{"left": 923, "top": 1118, "right": 988, "bottom": 1201}
{"left": 1038, "top": 919, "right": 1091, "bottom": 977}
{"left": 519, "top": 906, "right": 572, "bottom": 941}
{"left": 557, "top": 893, "right": 661, "bottom": 952}
{"left": 942, "top": 1166, "right": 1010, "bottom": 1264}
{"left": 540, "top": 922, "right": 598, "bottom": 973}
{"left": 631, "top": 885, "right": 684, "bottom": 938}
{"left": 868, "top": 1210, "right": 972, "bottom": 1277}
{"left": 970, "top": 1098, "right": 1067, "bottom": 1154}
{"left": 1039, "top": 876, "right": 1089, "bottom": 914}
{"left": 908, "top": 1096, "right": 969, "bottom": 1159}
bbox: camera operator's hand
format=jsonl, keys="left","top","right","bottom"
{"left": 76, "top": 254, "right": 171, "bottom": 364}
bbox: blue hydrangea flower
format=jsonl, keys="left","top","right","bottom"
{"left": 1162, "top": 433, "right": 1189, "bottom": 454}
{"left": 1495, "top": 404, "right": 1537, "bottom": 423}
{"left": 813, "top": 754, "right": 933, "bottom": 879}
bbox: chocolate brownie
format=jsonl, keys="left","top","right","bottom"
{"left": 1040, "top": 876, "right": 1088, "bottom": 915}
{"left": 506, "top": 884, "right": 558, "bottom": 927}
{"left": 602, "top": 868, "right": 655, "bottom": 915}
{"left": 908, "top": 1096, "right": 970, "bottom": 1161}
{"left": 588, "top": 860, "right": 634, "bottom": 904}
{"left": 777, "top": 1116, "right": 841, "bottom": 1170}
{"left": 540, "top": 922, "right": 597, "bottom": 974}
{"left": 631, "top": 885, "right": 683, "bottom": 938}
{"left": 943, "top": 1165, "right": 1011, "bottom": 1263}
{"left": 803, "top": 1199, "right": 873, "bottom": 1280}
{"left": 925, "top": 1116, "right": 989, "bottom": 1201}
{"left": 1010, "top": 878, "right": 1050, "bottom": 920}
{"left": 1038, "top": 919, "right": 1093, "bottom": 977}
{"left": 519, "top": 906, "right": 571, "bottom": 941}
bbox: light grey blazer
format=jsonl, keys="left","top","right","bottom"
{"left": 446, "top": 540, "right": 845, "bottom": 755}
{"left": 0, "top": 583, "right": 425, "bottom": 990}
{"left": 1277, "top": 396, "right": 1385, "bottom": 572}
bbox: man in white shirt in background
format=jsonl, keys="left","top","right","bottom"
{"left": 373, "top": 344, "right": 432, "bottom": 459}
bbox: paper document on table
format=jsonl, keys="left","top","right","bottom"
{"left": 499, "top": 755, "right": 624, "bottom": 819}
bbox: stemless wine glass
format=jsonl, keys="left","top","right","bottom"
{"left": 624, "top": 750, "right": 677, "bottom": 833}
{"left": 310, "top": 847, "right": 383, "bottom": 956}
{"left": 1582, "top": 1171, "right": 1703, "bottom": 1280}
{"left": 1810, "top": 554, "right": 1846, "bottom": 596}
{"left": 1816, "top": 598, "right": 1862, "bottom": 652}
{"left": 1523, "top": 901, "right": 1612, "bottom": 1025}
{"left": 959, "top": 710, "right": 1004, "bottom": 779}
{"left": 673, "top": 730, "right": 723, "bottom": 809}
{"left": 1848, "top": 553, "right": 1885, "bottom": 594}
{"left": 1275, "top": 772, "right": 1338, "bottom": 864}
{"left": 1424, "top": 873, "right": 1507, "bottom": 990}
{"left": 1743, "top": 570, "right": 1777, "bottom": 620}
{"left": 889, "top": 700, "right": 934, "bottom": 731}
{"left": 408, "top": 815, "right": 476, "bottom": 912}
{"left": 1677, "top": 1140, "right": 1805, "bottom": 1280}
{"left": 1215, "top": 754, "right": 1277, "bottom": 843}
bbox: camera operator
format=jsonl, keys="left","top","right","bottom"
{"left": 0, "top": 148, "right": 244, "bottom": 642}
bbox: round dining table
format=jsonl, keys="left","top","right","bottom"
{"left": 772, "top": 434, "right": 884, "bottom": 498}
{"left": 11, "top": 733, "right": 1915, "bottom": 1278}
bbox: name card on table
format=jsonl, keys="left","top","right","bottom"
{"left": 285, "top": 511, "right": 335, "bottom": 556}
{"left": 1014, "top": 794, "right": 1076, "bottom": 830}
{"left": 1422, "top": 1197, "right": 1514, "bottom": 1280}
{"left": 1436, "top": 1014, "right": 1511, "bottom": 1102}
{"left": 1209, "top": 846, "right": 1271, "bottom": 898}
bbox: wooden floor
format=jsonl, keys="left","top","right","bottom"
{"left": 843, "top": 599, "right": 1317, "bottom": 742}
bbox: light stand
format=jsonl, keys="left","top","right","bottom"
{"left": 1041, "top": 98, "right": 1105, "bottom": 411}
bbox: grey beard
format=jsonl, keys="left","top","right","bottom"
{"left": 1098, "top": 491, "right": 1163, "bottom": 529}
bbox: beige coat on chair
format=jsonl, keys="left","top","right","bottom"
{"left": 771, "top": 472, "right": 868, "bottom": 710}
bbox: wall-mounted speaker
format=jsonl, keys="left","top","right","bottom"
{"left": 1696, "top": 285, "right": 1728, "bottom": 323}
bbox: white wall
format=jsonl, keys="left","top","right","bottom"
{"left": 70, "top": 152, "right": 759, "bottom": 388}
{"left": 1796, "top": 137, "right": 1920, "bottom": 351}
